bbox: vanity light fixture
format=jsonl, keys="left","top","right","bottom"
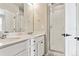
{"left": 28, "top": 3, "right": 38, "bottom": 8}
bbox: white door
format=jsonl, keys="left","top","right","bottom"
{"left": 49, "top": 4, "right": 65, "bottom": 55}
{"left": 76, "top": 3, "right": 79, "bottom": 56}
{"left": 65, "top": 3, "right": 77, "bottom": 56}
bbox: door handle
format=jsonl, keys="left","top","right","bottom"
{"left": 62, "top": 33, "right": 71, "bottom": 37}
{"left": 74, "top": 37, "right": 79, "bottom": 40}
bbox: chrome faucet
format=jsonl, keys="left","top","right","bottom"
{"left": 1, "top": 34, "right": 6, "bottom": 39}
{"left": 0, "top": 32, "right": 7, "bottom": 39}
{"left": 27, "top": 32, "right": 33, "bottom": 35}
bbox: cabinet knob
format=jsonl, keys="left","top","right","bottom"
{"left": 41, "top": 42, "right": 43, "bottom": 43}
{"left": 33, "top": 50, "right": 35, "bottom": 52}
{"left": 33, "top": 41, "right": 35, "bottom": 42}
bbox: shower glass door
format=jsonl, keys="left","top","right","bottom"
{"left": 49, "top": 4, "right": 65, "bottom": 56}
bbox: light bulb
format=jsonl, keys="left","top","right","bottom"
{"left": 27, "top": 3, "right": 33, "bottom": 7}
{"left": 33, "top": 3, "right": 38, "bottom": 8}
{"left": 27, "top": 3, "right": 38, "bottom": 8}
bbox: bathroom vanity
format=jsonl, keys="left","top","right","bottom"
{"left": 0, "top": 3, "right": 47, "bottom": 56}
{"left": 0, "top": 33, "right": 45, "bottom": 56}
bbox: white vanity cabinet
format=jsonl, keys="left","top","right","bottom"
{"left": 16, "top": 40, "right": 29, "bottom": 56}
{"left": 0, "top": 40, "right": 28, "bottom": 56}
{"left": 0, "top": 34, "right": 45, "bottom": 56}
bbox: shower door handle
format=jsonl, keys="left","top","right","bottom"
{"left": 62, "top": 33, "right": 71, "bottom": 37}
{"left": 74, "top": 37, "right": 79, "bottom": 40}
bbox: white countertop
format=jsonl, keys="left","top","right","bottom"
{"left": 0, "top": 32, "right": 45, "bottom": 49}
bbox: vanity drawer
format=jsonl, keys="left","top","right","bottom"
{"left": 16, "top": 50, "right": 28, "bottom": 56}
{"left": 0, "top": 41, "right": 27, "bottom": 56}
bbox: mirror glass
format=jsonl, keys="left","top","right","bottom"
{"left": 0, "top": 3, "right": 35, "bottom": 34}
{"left": 0, "top": 9, "right": 16, "bottom": 33}
{"left": 0, "top": 3, "right": 25, "bottom": 33}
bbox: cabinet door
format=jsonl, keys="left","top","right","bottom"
{"left": 0, "top": 41, "right": 26, "bottom": 56}
{"left": 29, "top": 39, "right": 38, "bottom": 56}
{"left": 38, "top": 36, "right": 44, "bottom": 56}
{"left": 16, "top": 50, "right": 28, "bottom": 56}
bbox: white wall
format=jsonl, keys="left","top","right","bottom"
{"left": 34, "top": 3, "right": 48, "bottom": 33}
{"left": 24, "top": 3, "right": 48, "bottom": 34}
